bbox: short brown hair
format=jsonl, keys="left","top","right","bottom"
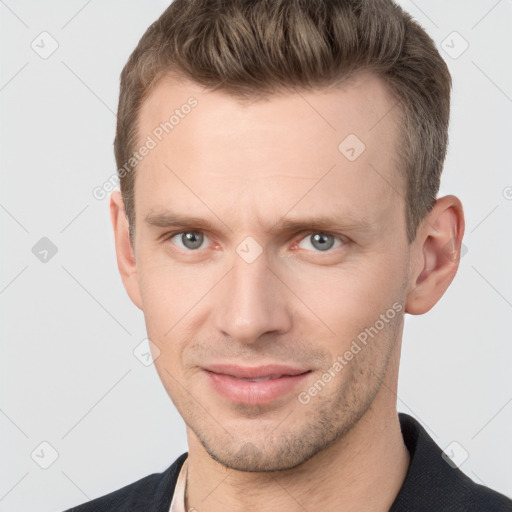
{"left": 114, "top": 0, "right": 451, "bottom": 244}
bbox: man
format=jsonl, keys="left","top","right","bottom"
{"left": 65, "top": 0, "right": 512, "bottom": 510}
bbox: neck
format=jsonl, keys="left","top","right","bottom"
{"left": 184, "top": 363, "right": 409, "bottom": 512}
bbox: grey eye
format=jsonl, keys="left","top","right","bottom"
{"left": 297, "top": 233, "right": 341, "bottom": 252}
{"left": 173, "top": 231, "right": 205, "bottom": 250}
{"left": 310, "top": 233, "right": 335, "bottom": 251}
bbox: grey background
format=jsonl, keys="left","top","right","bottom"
{"left": 1, "top": 1, "right": 511, "bottom": 510}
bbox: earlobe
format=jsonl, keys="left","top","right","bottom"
{"left": 405, "top": 195, "right": 465, "bottom": 315}
{"left": 110, "top": 190, "right": 143, "bottom": 310}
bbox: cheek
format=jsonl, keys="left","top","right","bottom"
{"left": 291, "top": 256, "right": 404, "bottom": 342}
{"left": 135, "top": 254, "right": 225, "bottom": 372}
{"left": 138, "top": 269, "right": 176, "bottom": 330}
{"left": 136, "top": 253, "right": 206, "bottom": 326}
{"left": 138, "top": 262, "right": 193, "bottom": 384}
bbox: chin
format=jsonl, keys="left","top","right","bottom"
{"left": 206, "top": 445, "right": 312, "bottom": 472}
{"left": 195, "top": 423, "right": 338, "bottom": 473}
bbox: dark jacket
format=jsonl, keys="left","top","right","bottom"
{"left": 63, "top": 413, "right": 512, "bottom": 511}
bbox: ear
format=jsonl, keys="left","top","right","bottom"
{"left": 110, "top": 190, "right": 143, "bottom": 310}
{"left": 405, "top": 195, "right": 465, "bottom": 315}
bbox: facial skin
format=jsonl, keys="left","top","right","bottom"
{"left": 111, "top": 71, "right": 465, "bottom": 511}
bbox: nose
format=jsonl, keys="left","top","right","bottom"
{"left": 211, "top": 250, "right": 293, "bottom": 345}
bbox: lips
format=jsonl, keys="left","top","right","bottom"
{"left": 202, "top": 363, "right": 311, "bottom": 406}
{"left": 203, "top": 363, "right": 310, "bottom": 379}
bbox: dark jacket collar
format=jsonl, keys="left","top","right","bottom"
{"left": 389, "top": 412, "right": 512, "bottom": 511}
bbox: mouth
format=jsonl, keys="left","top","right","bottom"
{"left": 202, "top": 364, "right": 312, "bottom": 406}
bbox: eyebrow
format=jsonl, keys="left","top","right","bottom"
{"left": 145, "top": 209, "right": 373, "bottom": 235}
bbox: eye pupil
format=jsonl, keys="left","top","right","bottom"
{"left": 182, "top": 232, "right": 203, "bottom": 249}
{"left": 311, "top": 233, "right": 334, "bottom": 251}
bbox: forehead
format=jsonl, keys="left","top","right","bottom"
{"left": 134, "top": 72, "right": 404, "bottom": 236}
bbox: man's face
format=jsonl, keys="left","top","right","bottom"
{"left": 129, "top": 72, "right": 411, "bottom": 471}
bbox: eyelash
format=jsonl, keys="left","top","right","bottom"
{"left": 164, "top": 230, "right": 347, "bottom": 254}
